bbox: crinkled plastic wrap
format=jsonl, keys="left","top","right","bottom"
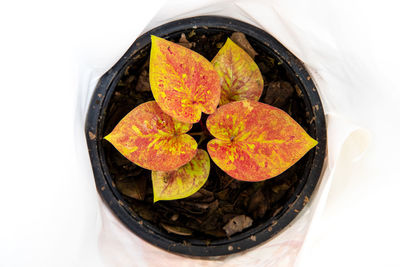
{"left": 81, "top": 1, "right": 371, "bottom": 266}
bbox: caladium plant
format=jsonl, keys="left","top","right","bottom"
{"left": 105, "top": 36, "right": 317, "bottom": 202}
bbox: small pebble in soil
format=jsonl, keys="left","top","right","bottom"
{"left": 223, "top": 215, "right": 253, "bottom": 237}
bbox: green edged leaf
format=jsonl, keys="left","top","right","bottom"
{"left": 212, "top": 38, "right": 263, "bottom": 105}
{"left": 152, "top": 149, "right": 210, "bottom": 202}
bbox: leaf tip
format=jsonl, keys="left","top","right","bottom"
{"left": 224, "top": 37, "right": 240, "bottom": 51}
{"left": 309, "top": 137, "right": 318, "bottom": 149}
{"left": 150, "top": 34, "right": 159, "bottom": 42}
{"left": 103, "top": 132, "right": 112, "bottom": 142}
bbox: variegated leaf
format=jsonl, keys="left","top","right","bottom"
{"left": 212, "top": 38, "right": 263, "bottom": 105}
{"left": 104, "top": 101, "right": 197, "bottom": 171}
{"left": 152, "top": 149, "right": 210, "bottom": 202}
{"left": 150, "top": 36, "right": 221, "bottom": 123}
{"left": 207, "top": 100, "right": 317, "bottom": 181}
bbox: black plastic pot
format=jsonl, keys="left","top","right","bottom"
{"left": 85, "top": 16, "right": 326, "bottom": 257}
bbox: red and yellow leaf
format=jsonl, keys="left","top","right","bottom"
{"left": 152, "top": 149, "right": 210, "bottom": 202}
{"left": 212, "top": 38, "right": 263, "bottom": 105}
{"left": 149, "top": 35, "right": 221, "bottom": 123}
{"left": 104, "top": 101, "right": 197, "bottom": 171}
{"left": 206, "top": 100, "right": 317, "bottom": 181}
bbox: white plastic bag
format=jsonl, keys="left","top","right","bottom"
{"left": 3, "top": 0, "right": 399, "bottom": 266}
{"left": 84, "top": 1, "right": 371, "bottom": 266}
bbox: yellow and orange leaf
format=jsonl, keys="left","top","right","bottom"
{"left": 149, "top": 36, "right": 221, "bottom": 123}
{"left": 212, "top": 38, "right": 264, "bottom": 105}
{"left": 206, "top": 100, "right": 317, "bottom": 181}
{"left": 152, "top": 149, "right": 210, "bottom": 202}
{"left": 104, "top": 101, "right": 197, "bottom": 172}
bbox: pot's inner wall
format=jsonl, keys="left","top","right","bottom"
{"left": 101, "top": 28, "right": 315, "bottom": 242}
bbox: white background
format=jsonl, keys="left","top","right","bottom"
{"left": 1, "top": 0, "right": 400, "bottom": 266}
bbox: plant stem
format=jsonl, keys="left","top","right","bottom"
{"left": 189, "top": 132, "right": 204, "bottom": 136}
{"left": 197, "top": 134, "right": 207, "bottom": 147}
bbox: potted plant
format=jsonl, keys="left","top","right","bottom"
{"left": 85, "top": 16, "right": 326, "bottom": 257}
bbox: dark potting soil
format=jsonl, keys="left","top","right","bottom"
{"left": 102, "top": 29, "right": 314, "bottom": 240}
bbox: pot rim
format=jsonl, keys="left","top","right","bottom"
{"left": 85, "top": 15, "right": 326, "bottom": 257}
